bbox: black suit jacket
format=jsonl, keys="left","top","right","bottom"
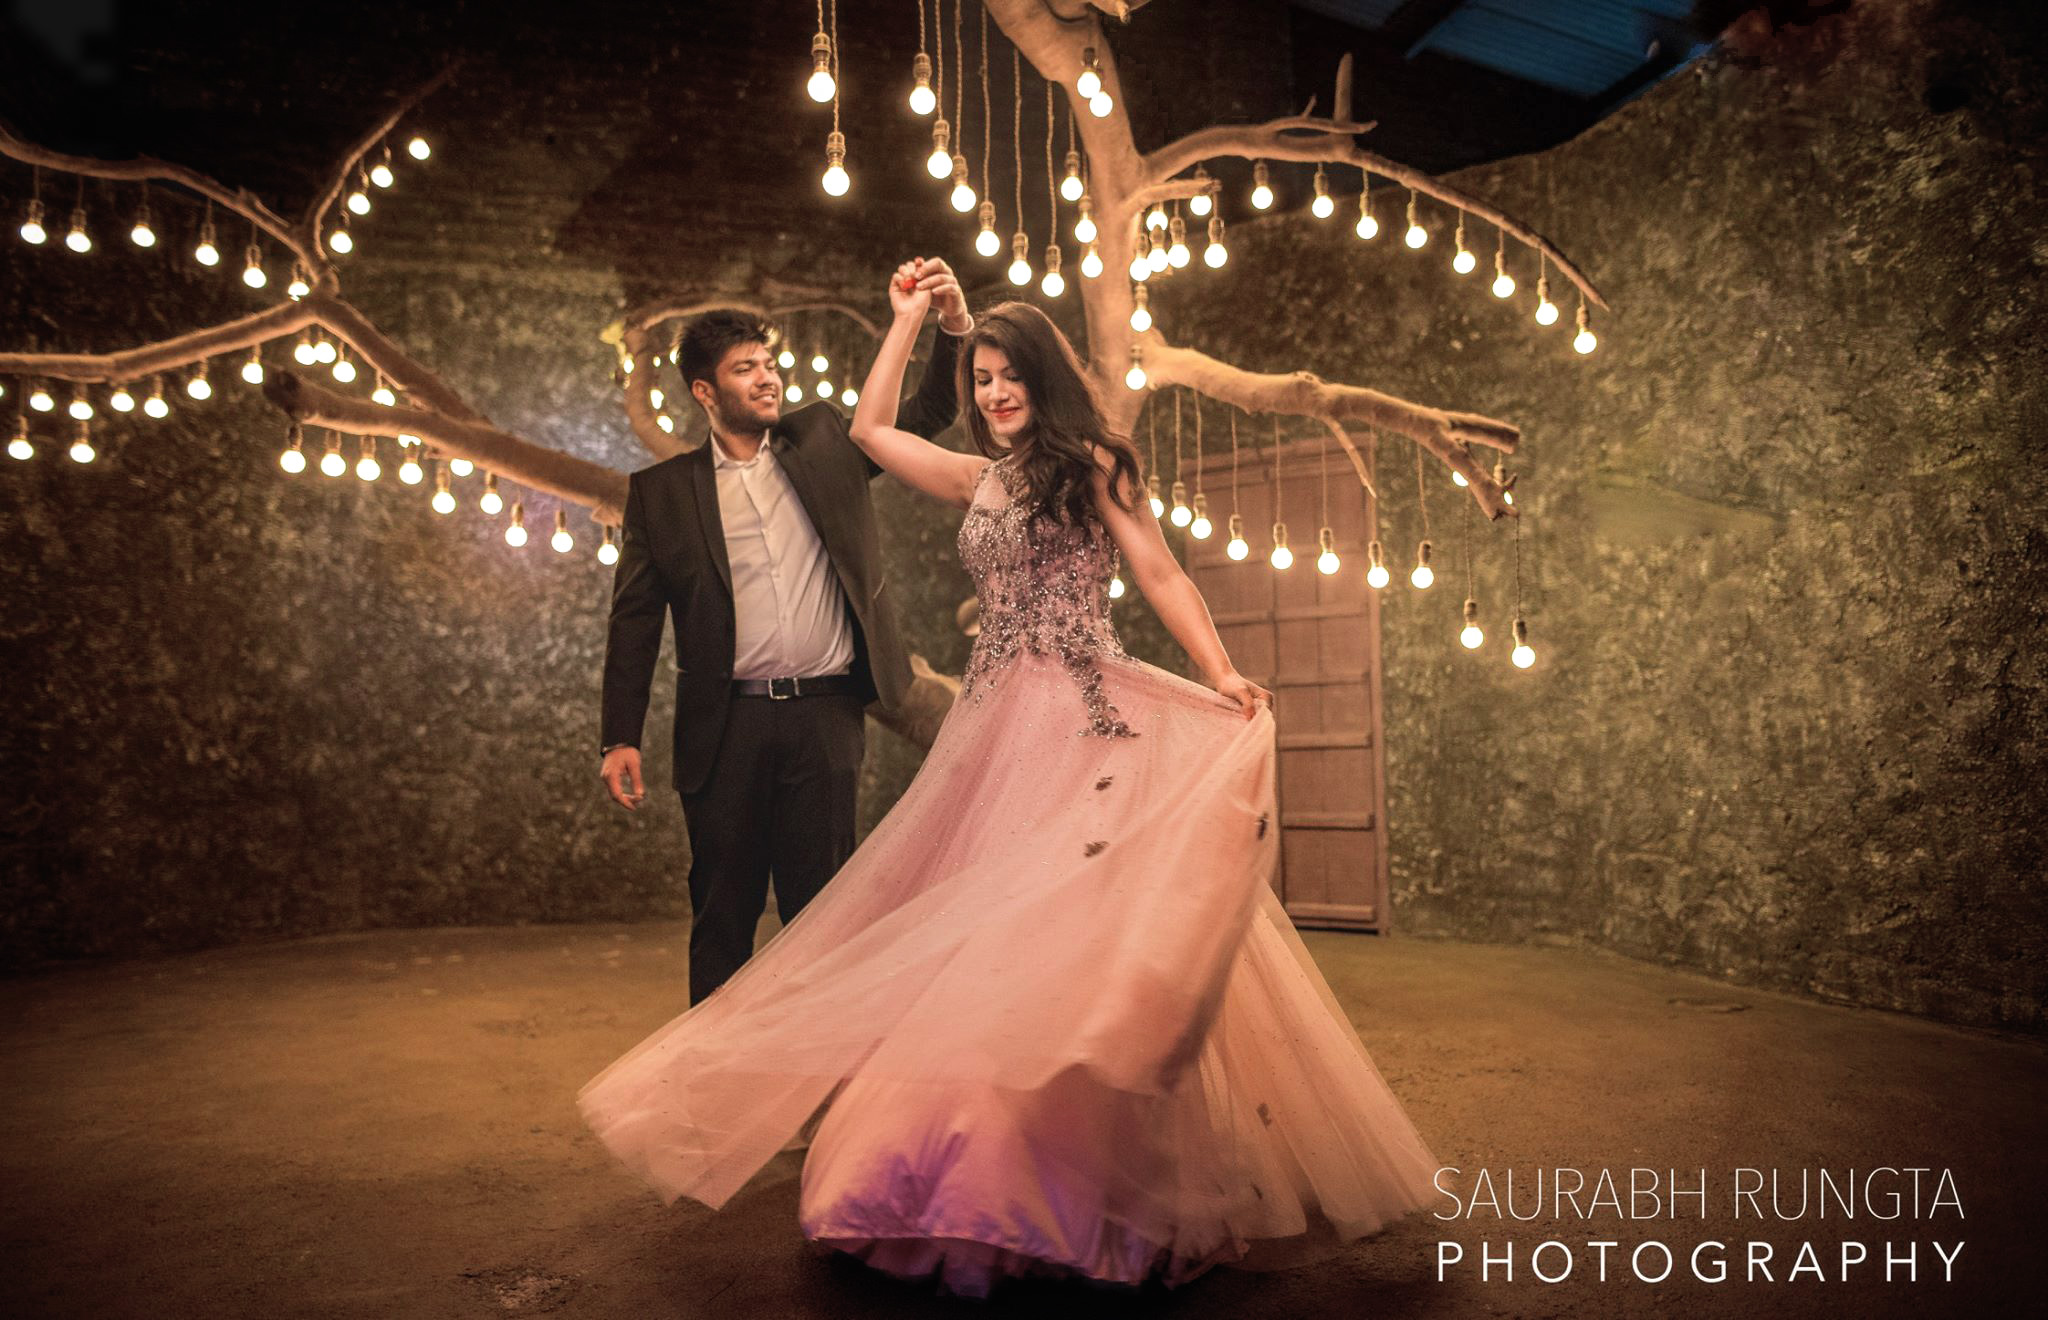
{"left": 600, "top": 327, "right": 962, "bottom": 795}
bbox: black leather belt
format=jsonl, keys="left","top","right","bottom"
{"left": 731, "top": 674, "right": 862, "bottom": 699}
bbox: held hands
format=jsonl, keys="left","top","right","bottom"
{"left": 888, "top": 257, "right": 971, "bottom": 331}
{"left": 1214, "top": 670, "right": 1275, "bottom": 720}
{"left": 601, "top": 746, "right": 646, "bottom": 810}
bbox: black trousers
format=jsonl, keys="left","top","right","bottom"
{"left": 678, "top": 692, "right": 865, "bottom": 1005}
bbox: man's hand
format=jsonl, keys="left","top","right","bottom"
{"left": 912, "top": 257, "right": 972, "bottom": 332}
{"left": 889, "top": 260, "right": 934, "bottom": 321}
{"left": 601, "top": 746, "right": 646, "bottom": 810}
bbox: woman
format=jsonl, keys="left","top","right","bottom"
{"left": 577, "top": 260, "right": 1440, "bottom": 1297}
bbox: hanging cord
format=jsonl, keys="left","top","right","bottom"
{"left": 1191, "top": 396, "right": 1204, "bottom": 498}
{"left": 979, "top": 4, "right": 992, "bottom": 203}
{"left": 1045, "top": 79, "right": 1056, "bottom": 234}
{"left": 1272, "top": 416, "right": 1283, "bottom": 523}
{"left": 1011, "top": 47, "right": 1024, "bottom": 236}
{"left": 1229, "top": 407, "right": 1240, "bottom": 512}
{"left": 828, "top": 0, "right": 841, "bottom": 137}
{"left": 1414, "top": 439, "right": 1431, "bottom": 539}
{"left": 952, "top": 0, "right": 965, "bottom": 135}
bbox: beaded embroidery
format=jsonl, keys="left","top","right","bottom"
{"left": 958, "top": 454, "right": 1137, "bottom": 739}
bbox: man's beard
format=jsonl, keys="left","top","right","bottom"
{"left": 711, "top": 383, "right": 779, "bottom": 436}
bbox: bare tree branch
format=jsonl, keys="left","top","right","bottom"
{"left": 302, "top": 62, "right": 462, "bottom": 280}
{"left": 0, "top": 301, "right": 319, "bottom": 381}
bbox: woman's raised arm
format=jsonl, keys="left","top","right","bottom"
{"left": 848, "top": 259, "right": 987, "bottom": 509}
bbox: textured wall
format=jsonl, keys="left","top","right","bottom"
{"left": 1154, "top": 0, "right": 2047, "bottom": 1030}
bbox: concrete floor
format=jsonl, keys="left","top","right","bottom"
{"left": 2, "top": 922, "right": 2039, "bottom": 1319}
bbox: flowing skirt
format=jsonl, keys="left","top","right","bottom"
{"left": 577, "top": 648, "right": 1439, "bottom": 1296}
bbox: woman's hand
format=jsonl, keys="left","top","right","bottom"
{"left": 1213, "top": 670, "right": 1274, "bottom": 719}
{"left": 888, "top": 259, "right": 934, "bottom": 321}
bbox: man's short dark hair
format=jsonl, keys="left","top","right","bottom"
{"left": 673, "top": 311, "right": 777, "bottom": 389}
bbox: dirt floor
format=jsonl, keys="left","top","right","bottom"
{"left": 2, "top": 921, "right": 2040, "bottom": 1319}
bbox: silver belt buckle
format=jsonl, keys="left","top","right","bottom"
{"left": 768, "top": 676, "right": 797, "bottom": 700}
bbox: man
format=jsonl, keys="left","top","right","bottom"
{"left": 599, "top": 260, "right": 971, "bottom": 1005}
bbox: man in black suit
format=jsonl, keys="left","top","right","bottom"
{"left": 599, "top": 261, "right": 971, "bottom": 1005}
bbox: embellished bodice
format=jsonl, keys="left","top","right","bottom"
{"left": 957, "top": 454, "right": 1135, "bottom": 738}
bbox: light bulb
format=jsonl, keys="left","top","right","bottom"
{"left": 1129, "top": 255, "right": 1151, "bottom": 282}
{"left": 329, "top": 228, "right": 353, "bottom": 254}
{"left": 1076, "top": 48, "right": 1103, "bottom": 100}
{"left": 909, "top": 52, "right": 937, "bottom": 115}
{"left": 1129, "top": 286, "right": 1151, "bottom": 333}
{"left": 29, "top": 385, "right": 55, "bottom": 412}
{"left": 195, "top": 234, "right": 220, "bottom": 266}
{"left": 597, "top": 531, "right": 620, "bottom": 564}
{"left": 777, "top": 349, "right": 796, "bottom": 368}
{"left": 1537, "top": 298, "right": 1559, "bottom": 325}
{"left": 975, "top": 225, "right": 1001, "bottom": 257}
{"left": 1204, "top": 216, "right": 1228, "bottom": 268}
{"left": 1125, "top": 346, "right": 1146, "bottom": 392}
{"left": 372, "top": 382, "right": 396, "bottom": 405}
{"left": 1453, "top": 248, "right": 1476, "bottom": 274}
{"left": 1073, "top": 198, "right": 1097, "bottom": 244}
{"left": 243, "top": 253, "right": 267, "bottom": 288}
{"left": 1007, "top": 232, "right": 1030, "bottom": 286}
{"left": 950, "top": 160, "right": 976, "bottom": 212}
{"left": 370, "top": 161, "right": 395, "bottom": 188}
{"left": 785, "top": 383, "right": 803, "bottom": 402}
{"left": 1251, "top": 161, "right": 1273, "bottom": 211}
{"left": 69, "top": 435, "right": 95, "bottom": 463}
{"left": 1089, "top": 91, "right": 1112, "bottom": 118}
{"left": 1191, "top": 516, "right": 1212, "bottom": 539}
{"left": 1189, "top": 169, "right": 1214, "bottom": 217}
{"left": 449, "top": 457, "right": 474, "bottom": 477}
{"left": 1270, "top": 544, "right": 1293, "bottom": 571}
{"left": 1368, "top": 565, "right": 1389, "bottom": 588}
{"left": 131, "top": 215, "right": 156, "bottom": 247}
{"left": 1108, "top": 576, "right": 1125, "bottom": 600}
{"left": 8, "top": 434, "right": 32, "bottom": 461}
{"left": 1146, "top": 206, "right": 1168, "bottom": 232}
{"left": 320, "top": 447, "right": 346, "bottom": 478}
{"left": 68, "top": 391, "right": 93, "bottom": 421}
{"left": 807, "top": 59, "right": 836, "bottom": 103}
{"left": 332, "top": 358, "right": 357, "bottom": 383}
{"left": 1061, "top": 150, "right": 1084, "bottom": 202}
{"left": 1170, "top": 501, "right": 1192, "bottom": 528}
{"left": 315, "top": 340, "right": 337, "bottom": 364}
{"left": 347, "top": 189, "right": 370, "bottom": 216}
{"left": 1167, "top": 216, "right": 1189, "bottom": 267}
{"left": 1355, "top": 212, "right": 1378, "bottom": 240}
{"left": 287, "top": 271, "right": 309, "bottom": 300}
{"left": 143, "top": 383, "right": 169, "bottom": 418}
{"left": 279, "top": 438, "right": 306, "bottom": 474}
{"left": 1317, "top": 528, "right": 1340, "bottom": 575}
{"left": 657, "top": 414, "right": 675, "bottom": 433}
{"left": 822, "top": 162, "right": 850, "bottom": 197}
{"left": 1311, "top": 166, "right": 1333, "bottom": 218}
{"left": 1574, "top": 305, "right": 1597, "bottom": 354}
{"left": 432, "top": 487, "right": 455, "bottom": 514}
{"left": 294, "top": 338, "right": 318, "bottom": 365}
{"left": 1146, "top": 240, "right": 1168, "bottom": 273}
{"left": 1405, "top": 223, "right": 1427, "bottom": 248}
{"left": 816, "top": 379, "right": 833, "bottom": 398}
{"left": 1411, "top": 555, "right": 1434, "bottom": 589}
{"left": 1492, "top": 271, "right": 1516, "bottom": 298}
{"left": 241, "top": 355, "right": 264, "bottom": 385}
{"left": 1225, "top": 514, "right": 1248, "bottom": 561}
{"left": 1147, "top": 475, "right": 1164, "bottom": 518}
{"left": 1462, "top": 624, "right": 1484, "bottom": 648}
{"left": 186, "top": 372, "right": 212, "bottom": 401}
{"left": 1512, "top": 617, "right": 1534, "bottom": 668}
{"left": 841, "top": 387, "right": 858, "bottom": 405}
{"left": 1080, "top": 244, "right": 1103, "bottom": 278}
{"left": 925, "top": 120, "right": 953, "bottom": 178}
{"left": 1041, "top": 267, "right": 1065, "bottom": 298}
{"left": 811, "top": 353, "right": 829, "bottom": 373}
{"left": 65, "top": 208, "right": 91, "bottom": 253}
{"left": 480, "top": 487, "right": 503, "bottom": 516}
{"left": 407, "top": 135, "right": 431, "bottom": 161}
{"left": 109, "top": 386, "right": 134, "bottom": 412}
{"left": 20, "top": 199, "right": 47, "bottom": 245}
{"left": 1452, "top": 469, "right": 1468, "bottom": 487}
{"left": 505, "top": 520, "right": 528, "bottom": 549}
{"left": 356, "top": 439, "right": 380, "bottom": 481}
{"left": 552, "top": 509, "right": 573, "bottom": 553}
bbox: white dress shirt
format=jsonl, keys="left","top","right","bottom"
{"left": 707, "top": 428, "right": 855, "bottom": 680}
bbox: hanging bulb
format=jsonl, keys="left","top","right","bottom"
{"left": 1269, "top": 522, "right": 1293, "bottom": 571}
{"left": 1250, "top": 161, "right": 1273, "bottom": 211}
{"left": 1124, "top": 344, "right": 1147, "bottom": 392}
{"left": 1461, "top": 597, "right": 1485, "bottom": 650}
{"left": 1080, "top": 242, "right": 1103, "bottom": 279}
{"left": 372, "top": 378, "right": 397, "bottom": 406}
{"left": 1188, "top": 166, "right": 1213, "bottom": 217}
{"left": 293, "top": 334, "right": 318, "bottom": 366}
{"left": 597, "top": 524, "right": 620, "bottom": 564}
{"left": 8, "top": 420, "right": 31, "bottom": 462}
{"left": 909, "top": 52, "right": 936, "bottom": 115}
{"left": 1060, "top": 150, "right": 1084, "bottom": 203}
{"left": 1354, "top": 185, "right": 1378, "bottom": 240}
{"left": 64, "top": 205, "right": 91, "bottom": 253}
{"left": 406, "top": 135, "right": 431, "bottom": 161}
{"left": 331, "top": 352, "right": 357, "bottom": 384}
{"left": 1226, "top": 512, "right": 1249, "bottom": 561}
{"left": 841, "top": 387, "right": 858, "bottom": 405}
{"left": 1190, "top": 493, "right": 1212, "bottom": 539}
{"left": 319, "top": 432, "right": 346, "bottom": 477}
{"left": 19, "top": 198, "right": 47, "bottom": 245}
{"left": 1076, "top": 47, "right": 1103, "bottom": 100}
{"left": 279, "top": 423, "right": 307, "bottom": 473}
{"left": 142, "top": 377, "right": 170, "bottom": 418}
{"left": 369, "top": 149, "right": 395, "bottom": 189}
{"left": 1146, "top": 205, "right": 1168, "bottom": 233}
{"left": 480, "top": 471, "right": 503, "bottom": 514}
{"left": 816, "top": 379, "right": 834, "bottom": 398}
{"left": 811, "top": 352, "right": 829, "bottom": 373}
{"left": 1007, "top": 231, "right": 1031, "bottom": 286}
{"left": 807, "top": 30, "right": 836, "bottom": 103}
{"left": 1146, "top": 230, "right": 1168, "bottom": 273}
{"left": 1535, "top": 273, "right": 1559, "bottom": 325}
{"left": 1404, "top": 192, "right": 1428, "bottom": 248}
{"left": 1494, "top": 458, "right": 1514, "bottom": 506}
{"left": 1146, "top": 472, "right": 1164, "bottom": 518}
{"left": 399, "top": 446, "right": 424, "bottom": 485}
{"left": 1453, "top": 216, "right": 1476, "bottom": 274}
{"left": 67, "top": 386, "right": 94, "bottom": 421}
{"left": 1511, "top": 615, "right": 1535, "bottom": 669}
{"left": 194, "top": 220, "right": 220, "bottom": 266}
{"left": 1167, "top": 215, "right": 1190, "bottom": 268}
{"left": 1366, "top": 538, "right": 1390, "bottom": 588}
{"left": 1317, "top": 526, "right": 1340, "bottom": 575}
{"left": 1088, "top": 91, "right": 1112, "bottom": 118}
{"left": 314, "top": 338, "right": 338, "bottom": 365}
{"left": 1169, "top": 479, "right": 1192, "bottom": 527}
{"left": 347, "top": 171, "right": 372, "bottom": 215}
{"left": 656, "top": 413, "right": 675, "bottom": 433}
{"left": 1311, "top": 165, "right": 1334, "bottom": 219}
{"left": 1452, "top": 467, "right": 1468, "bottom": 487}
{"left": 1410, "top": 538, "right": 1434, "bottom": 589}
{"left": 241, "top": 348, "right": 265, "bottom": 385}
{"left": 449, "top": 457, "right": 474, "bottom": 477}
{"left": 1073, "top": 196, "right": 1097, "bottom": 244}
{"left": 1128, "top": 284, "right": 1152, "bottom": 333}
{"left": 777, "top": 348, "right": 797, "bottom": 369}
{"left": 1108, "top": 575, "right": 1126, "bottom": 600}
{"left": 431, "top": 466, "right": 456, "bottom": 514}
{"left": 328, "top": 225, "right": 353, "bottom": 255}
{"left": 1129, "top": 252, "right": 1151, "bottom": 283}
{"left": 1040, "top": 244, "right": 1065, "bottom": 298}
{"left": 647, "top": 387, "right": 664, "bottom": 409}
{"left": 821, "top": 130, "right": 851, "bottom": 197}
{"left": 28, "top": 383, "right": 55, "bottom": 413}
{"left": 1574, "top": 301, "right": 1598, "bottom": 355}
{"left": 1203, "top": 214, "right": 1228, "bottom": 268}
{"left": 975, "top": 200, "right": 1001, "bottom": 257}
{"left": 949, "top": 156, "right": 975, "bottom": 212}
{"left": 109, "top": 385, "right": 135, "bottom": 412}
{"left": 355, "top": 435, "right": 380, "bottom": 481}
{"left": 186, "top": 363, "right": 212, "bottom": 400}
{"left": 505, "top": 499, "right": 528, "bottom": 547}
{"left": 1491, "top": 245, "right": 1516, "bottom": 298}
{"left": 130, "top": 202, "right": 156, "bottom": 248}
{"left": 68, "top": 420, "right": 95, "bottom": 464}
{"left": 551, "top": 507, "right": 574, "bottom": 553}
{"left": 925, "top": 120, "right": 953, "bottom": 179}
{"left": 784, "top": 383, "right": 803, "bottom": 402}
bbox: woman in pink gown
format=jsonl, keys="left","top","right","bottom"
{"left": 577, "top": 262, "right": 1440, "bottom": 1297}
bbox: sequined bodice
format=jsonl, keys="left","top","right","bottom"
{"left": 957, "top": 455, "right": 1135, "bottom": 738}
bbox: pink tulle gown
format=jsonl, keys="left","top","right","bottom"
{"left": 577, "top": 453, "right": 1440, "bottom": 1296}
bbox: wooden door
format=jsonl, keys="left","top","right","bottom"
{"left": 1181, "top": 431, "right": 1391, "bottom": 931}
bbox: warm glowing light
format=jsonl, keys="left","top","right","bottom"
{"left": 480, "top": 480, "right": 504, "bottom": 515}
{"left": 597, "top": 529, "right": 619, "bottom": 564}
{"left": 822, "top": 129, "right": 850, "bottom": 197}
{"left": 811, "top": 353, "right": 829, "bottom": 373}
{"left": 131, "top": 216, "right": 156, "bottom": 247}
{"left": 841, "top": 387, "right": 858, "bottom": 405}
{"left": 20, "top": 199, "right": 48, "bottom": 245}
{"left": 109, "top": 387, "right": 134, "bottom": 412}
{"left": 432, "top": 487, "right": 455, "bottom": 514}
{"left": 28, "top": 385, "right": 55, "bottom": 412}
{"left": 657, "top": 414, "right": 675, "bottom": 433}
{"left": 279, "top": 437, "right": 306, "bottom": 474}
{"left": 1108, "top": 576, "right": 1125, "bottom": 600}
{"left": 347, "top": 189, "right": 371, "bottom": 216}
{"left": 777, "top": 349, "right": 796, "bottom": 369}
{"left": 356, "top": 438, "right": 380, "bottom": 481}
{"left": 320, "top": 447, "right": 346, "bottom": 478}
{"left": 1251, "top": 161, "right": 1273, "bottom": 211}
{"left": 1311, "top": 166, "right": 1333, "bottom": 219}
{"left": 909, "top": 54, "right": 937, "bottom": 116}
{"left": 505, "top": 505, "right": 528, "bottom": 547}
{"left": 241, "top": 355, "right": 265, "bottom": 385}
{"left": 1124, "top": 345, "right": 1146, "bottom": 391}
{"left": 332, "top": 358, "right": 357, "bottom": 384}
{"left": 1061, "top": 150, "right": 1084, "bottom": 202}
{"left": 328, "top": 228, "right": 353, "bottom": 254}
{"left": 399, "top": 450, "right": 424, "bottom": 485}
{"left": 1088, "top": 91, "right": 1112, "bottom": 117}
{"left": 925, "top": 122, "right": 953, "bottom": 178}
{"left": 1454, "top": 248, "right": 1476, "bottom": 274}
{"left": 64, "top": 208, "right": 91, "bottom": 253}
{"left": 449, "top": 457, "right": 474, "bottom": 477}
{"left": 68, "top": 434, "right": 95, "bottom": 463}
{"left": 1073, "top": 198, "right": 1097, "bottom": 244}
{"left": 372, "top": 382, "right": 396, "bottom": 405}
{"left": 1492, "top": 271, "right": 1516, "bottom": 298}
{"left": 407, "top": 135, "right": 431, "bottom": 160}
{"left": 1146, "top": 206, "right": 1167, "bottom": 232}
{"left": 1405, "top": 223, "right": 1427, "bottom": 248}
{"left": 294, "top": 338, "right": 318, "bottom": 366}
{"left": 816, "top": 379, "right": 833, "bottom": 398}
{"left": 142, "top": 383, "right": 170, "bottom": 418}
{"left": 1129, "top": 255, "right": 1151, "bottom": 282}
{"left": 288, "top": 272, "right": 309, "bottom": 300}
{"left": 1076, "top": 47, "right": 1103, "bottom": 100}
{"left": 785, "top": 383, "right": 803, "bottom": 402}
{"left": 8, "top": 434, "right": 32, "bottom": 461}
{"left": 370, "top": 161, "right": 395, "bottom": 188}
{"left": 1129, "top": 286, "right": 1152, "bottom": 333}
{"left": 1080, "top": 244, "right": 1103, "bottom": 279}
{"left": 314, "top": 340, "right": 338, "bottom": 364}
{"left": 186, "top": 371, "right": 212, "bottom": 401}
{"left": 68, "top": 391, "right": 93, "bottom": 421}
{"left": 551, "top": 509, "right": 573, "bottom": 553}
{"left": 1225, "top": 514, "right": 1248, "bottom": 561}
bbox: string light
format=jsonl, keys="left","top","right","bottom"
{"left": 1060, "top": 149, "right": 1083, "bottom": 202}
{"left": 242, "top": 242, "right": 267, "bottom": 288}
{"left": 551, "top": 507, "right": 574, "bottom": 553}
{"left": 1535, "top": 253, "right": 1559, "bottom": 325}
{"left": 241, "top": 347, "right": 265, "bottom": 385}
{"left": 1166, "top": 209, "right": 1190, "bottom": 267}
{"left": 1316, "top": 433, "right": 1340, "bottom": 574}
{"left": 68, "top": 419, "right": 95, "bottom": 463}
{"left": 1124, "top": 343, "right": 1146, "bottom": 391}
{"left": 1311, "top": 164, "right": 1333, "bottom": 219}
{"left": 1146, "top": 227, "right": 1168, "bottom": 274}
{"left": 294, "top": 333, "right": 318, "bottom": 366}
{"left": 1040, "top": 245, "right": 1064, "bottom": 297}
{"left": 129, "top": 192, "right": 156, "bottom": 247}
{"left": 1512, "top": 615, "right": 1535, "bottom": 668}
{"left": 185, "top": 361, "right": 212, "bottom": 401}
{"left": 1204, "top": 214, "right": 1228, "bottom": 268}
{"left": 399, "top": 443, "right": 424, "bottom": 485}
{"left": 346, "top": 168, "right": 372, "bottom": 216}
{"left": 431, "top": 464, "right": 456, "bottom": 513}
{"left": 67, "top": 385, "right": 93, "bottom": 421}
{"left": 370, "top": 145, "right": 396, "bottom": 189}
{"left": 807, "top": 2, "right": 836, "bottom": 103}
{"left": 1411, "top": 540, "right": 1434, "bottom": 587}
{"left": 1355, "top": 171, "right": 1378, "bottom": 240}
{"left": 1073, "top": 195, "right": 1096, "bottom": 244}
{"left": 331, "top": 349, "right": 357, "bottom": 384}
{"left": 974, "top": 3, "right": 999, "bottom": 257}
{"left": 909, "top": 12, "right": 936, "bottom": 118}
{"left": 946, "top": 0, "right": 972, "bottom": 209}
{"left": 1038, "top": 79, "right": 1063, "bottom": 294}
{"left": 1269, "top": 419, "right": 1292, "bottom": 570}
{"left": 28, "top": 382, "right": 55, "bottom": 412}
{"left": 1367, "top": 538, "right": 1390, "bottom": 588}
{"left": 109, "top": 384, "right": 134, "bottom": 412}
{"left": 406, "top": 134, "right": 431, "bottom": 161}
{"left": 279, "top": 422, "right": 307, "bottom": 473}
{"left": 1411, "top": 443, "right": 1434, "bottom": 587}
{"left": 1008, "top": 232, "right": 1031, "bottom": 286}
{"left": 1145, "top": 204, "right": 1168, "bottom": 233}
{"left": 822, "top": 130, "right": 850, "bottom": 196}
{"left": 64, "top": 180, "right": 91, "bottom": 253}
{"left": 598, "top": 523, "right": 620, "bottom": 564}
{"left": 1574, "top": 296, "right": 1598, "bottom": 354}
{"left": 328, "top": 214, "right": 353, "bottom": 254}
{"left": 1225, "top": 407, "right": 1248, "bottom": 561}
{"left": 319, "top": 431, "right": 346, "bottom": 476}
{"left": 1145, "top": 396, "right": 1163, "bottom": 517}
{"left": 1168, "top": 392, "right": 1191, "bottom": 527}
{"left": 1404, "top": 189, "right": 1428, "bottom": 248}
{"left": 1076, "top": 45, "right": 1102, "bottom": 99}
{"left": 1491, "top": 227, "right": 1516, "bottom": 298}
{"left": 194, "top": 202, "right": 220, "bottom": 266}
{"left": 1452, "top": 212, "right": 1476, "bottom": 274}
{"left": 20, "top": 192, "right": 48, "bottom": 245}
{"left": 1129, "top": 247, "right": 1150, "bottom": 283}
{"left": 142, "top": 376, "right": 170, "bottom": 418}
{"left": 287, "top": 266, "right": 310, "bottom": 300}
{"left": 8, "top": 417, "right": 31, "bottom": 462}
{"left": 372, "top": 375, "right": 397, "bottom": 406}
{"left": 505, "top": 498, "right": 528, "bottom": 547}
{"left": 1005, "top": 46, "right": 1029, "bottom": 286}
{"left": 1251, "top": 160, "right": 1273, "bottom": 211}
{"left": 480, "top": 471, "right": 504, "bottom": 514}
{"left": 1461, "top": 596, "right": 1485, "bottom": 649}
{"left": 1188, "top": 164, "right": 1213, "bottom": 217}
{"left": 314, "top": 337, "right": 338, "bottom": 365}
{"left": 1128, "top": 283, "right": 1151, "bottom": 332}
{"left": 355, "top": 435, "right": 380, "bottom": 481}
{"left": 1080, "top": 242, "right": 1102, "bottom": 278}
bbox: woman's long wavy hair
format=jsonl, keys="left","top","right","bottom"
{"left": 954, "top": 302, "right": 1142, "bottom": 527}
